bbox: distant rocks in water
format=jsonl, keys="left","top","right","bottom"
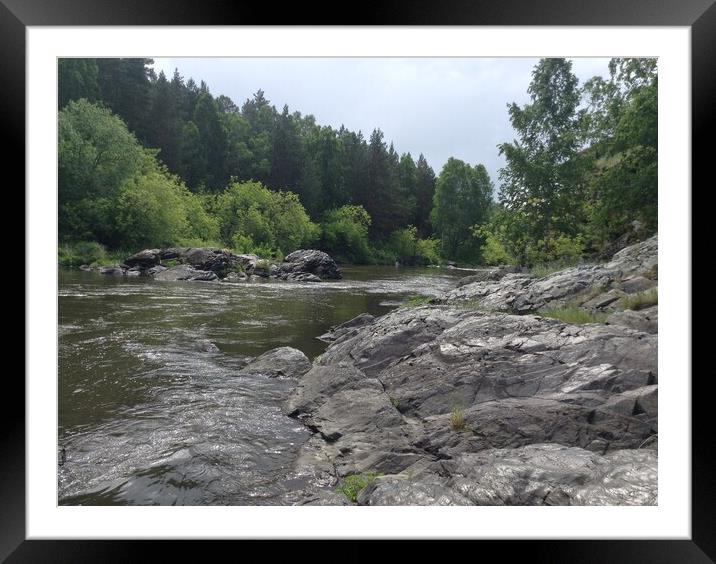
{"left": 240, "top": 347, "right": 312, "bottom": 379}
{"left": 277, "top": 250, "right": 342, "bottom": 280}
{"left": 95, "top": 247, "right": 342, "bottom": 283}
{"left": 196, "top": 339, "right": 220, "bottom": 352}
{"left": 123, "top": 249, "right": 161, "bottom": 269}
{"left": 153, "top": 265, "right": 218, "bottom": 282}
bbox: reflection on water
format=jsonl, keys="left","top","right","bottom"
{"left": 58, "top": 266, "right": 465, "bottom": 505}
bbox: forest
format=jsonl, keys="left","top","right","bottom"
{"left": 58, "top": 57, "right": 657, "bottom": 268}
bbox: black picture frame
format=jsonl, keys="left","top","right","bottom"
{"left": 7, "top": 0, "right": 711, "bottom": 560}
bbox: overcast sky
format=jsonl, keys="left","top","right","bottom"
{"left": 152, "top": 57, "right": 611, "bottom": 190}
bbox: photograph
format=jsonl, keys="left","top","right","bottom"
{"left": 56, "top": 55, "right": 660, "bottom": 507}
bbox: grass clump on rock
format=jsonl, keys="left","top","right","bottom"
{"left": 539, "top": 306, "right": 608, "bottom": 325}
{"left": 450, "top": 406, "right": 467, "bottom": 431}
{"left": 337, "top": 472, "right": 381, "bottom": 502}
{"left": 405, "top": 294, "right": 432, "bottom": 307}
{"left": 619, "top": 288, "right": 658, "bottom": 311}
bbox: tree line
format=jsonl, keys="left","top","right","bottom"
{"left": 58, "top": 57, "right": 656, "bottom": 267}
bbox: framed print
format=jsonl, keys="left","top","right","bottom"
{"left": 8, "top": 0, "right": 712, "bottom": 560}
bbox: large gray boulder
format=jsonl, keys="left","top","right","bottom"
{"left": 123, "top": 249, "right": 161, "bottom": 269}
{"left": 241, "top": 347, "right": 312, "bottom": 379}
{"left": 278, "top": 250, "right": 342, "bottom": 280}
{"left": 183, "top": 248, "right": 238, "bottom": 277}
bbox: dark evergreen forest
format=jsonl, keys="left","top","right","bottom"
{"left": 58, "top": 57, "right": 657, "bottom": 267}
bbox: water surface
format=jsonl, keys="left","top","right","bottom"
{"left": 58, "top": 265, "right": 466, "bottom": 505}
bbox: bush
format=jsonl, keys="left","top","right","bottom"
{"left": 336, "top": 472, "right": 381, "bottom": 503}
{"left": 58, "top": 241, "right": 107, "bottom": 267}
{"left": 215, "top": 181, "right": 319, "bottom": 255}
{"left": 321, "top": 205, "right": 372, "bottom": 264}
{"left": 388, "top": 226, "right": 442, "bottom": 266}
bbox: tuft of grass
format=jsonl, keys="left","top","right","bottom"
{"left": 450, "top": 406, "right": 466, "bottom": 431}
{"left": 405, "top": 294, "right": 432, "bottom": 307}
{"left": 162, "top": 258, "right": 180, "bottom": 267}
{"left": 530, "top": 261, "right": 575, "bottom": 279}
{"left": 618, "top": 288, "right": 658, "bottom": 311}
{"left": 336, "top": 472, "right": 381, "bottom": 502}
{"left": 539, "top": 306, "right": 608, "bottom": 325}
{"left": 389, "top": 396, "right": 400, "bottom": 409}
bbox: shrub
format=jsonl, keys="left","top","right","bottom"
{"left": 336, "top": 472, "right": 381, "bottom": 503}
{"left": 58, "top": 241, "right": 107, "bottom": 267}
{"left": 215, "top": 181, "right": 319, "bottom": 256}
{"left": 321, "top": 205, "right": 372, "bottom": 264}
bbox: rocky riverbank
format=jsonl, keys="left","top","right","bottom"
{"left": 271, "top": 235, "right": 659, "bottom": 505}
{"left": 94, "top": 247, "right": 342, "bottom": 282}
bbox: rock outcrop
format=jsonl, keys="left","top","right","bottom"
{"left": 438, "top": 235, "right": 657, "bottom": 314}
{"left": 283, "top": 236, "right": 658, "bottom": 506}
{"left": 277, "top": 250, "right": 342, "bottom": 280}
{"left": 97, "top": 247, "right": 342, "bottom": 283}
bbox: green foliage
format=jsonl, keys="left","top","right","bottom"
{"left": 336, "top": 472, "right": 381, "bottom": 503}
{"left": 498, "top": 58, "right": 586, "bottom": 261}
{"left": 432, "top": 158, "right": 493, "bottom": 262}
{"left": 58, "top": 241, "right": 107, "bottom": 267}
{"left": 471, "top": 222, "right": 516, "bottom": 266}
{"left": 321, "top": 205, "right": 372, "bottom": 264}
{"left": 388, "top": 226, "right": 441, "bottom": 266}
{"left": 539, "top": 306, "right": 608, "bottom": 325}
{"left": 618, "top": 288, "right": 658, "bottom": 311}
{"left": 450, "top": 406, "right": 466, "bottom": 431}
{"left": 215, "top": 180, "right": 319, "bottom": 256}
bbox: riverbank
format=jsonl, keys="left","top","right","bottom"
{"left": 279, "top": 235, "right": 658, "bottom": 505}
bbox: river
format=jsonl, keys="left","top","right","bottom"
{"left": 57, "top": 265, "right": 467, "bottom": 505}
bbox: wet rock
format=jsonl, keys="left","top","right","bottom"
{"left": 222, "top": 271, "right": 248, "bottom": 282}
{"left": 99, "top": 266, "right": 125, "bottom": 276}
{"left": 124, "top": 249, "right": 161, "bottom": 269}
{"left": 183, "top": 248, "right": 238, "bottom": 277}
{"left": 145, "top": 265, "right": 167, "bottom": 277}
{"left": 283, "top": 272, "right": 322, "bottom": 283}
{"left": 241, "top": 347, "right": 312, "bottom": 379}
{"left": 196, "top": 339, "right": 220, "bottom": 352}
{"left": 78, "top": 264, "right": 92, "bottom": 272}
{"left": 318, "top": 313, "right": 375, "bottom": 343}
{"left": 153, "top": 265, "right": 218, "bottom": 282}
{"left": 278, "top": 250, "right": 342, "bottom": 280}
